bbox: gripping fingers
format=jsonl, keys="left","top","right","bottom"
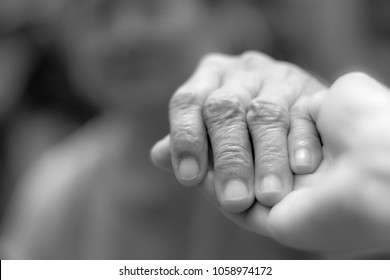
{"left": 247, "top": 98, "right": 292, "bottom": 207}
{"left": 203, "top": 90, "right": 255, "bottom": 213}
{"left": 197, "top": 170, "right": 272, "bottom": 237}
{"left": 203, "top": 52, "right": 278, "bottom": 212}
{"left": 248, "top": 62, "right": 327, "bottom": 205}
{"left": 289, "top": 96, "right": 323, "bottom": 175}
{"left": 169, "top": 53, "right": 233, "bottom": 186}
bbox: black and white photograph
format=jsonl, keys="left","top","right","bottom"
{"left": 0, "top": 0, "right": 390, "bottom": 268}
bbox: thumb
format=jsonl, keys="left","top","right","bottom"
{"left": 150, "top": 134, "right": 173, "bottom": 172}
{"left": 311, "top": 73, "right": 390, "bottom": 158}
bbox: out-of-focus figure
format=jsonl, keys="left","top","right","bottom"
{"left": 0, "top": 0, "right": 308, "bottom": 259}
{"left": 0, "top": 0, "right": 94, "bottom": 222}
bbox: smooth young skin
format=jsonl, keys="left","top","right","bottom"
{"left": 156, "top": 52, "right": 326, "bottom": 211}
{"left": 152, "top": 72, "right": 390, "bottom": 255}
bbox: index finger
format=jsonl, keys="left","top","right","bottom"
{"left": 169, "top": 53, "right": 234, "bottom": 186}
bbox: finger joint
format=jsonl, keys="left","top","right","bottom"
{"left": 203, "top": 95, "right": 246, "bottom": 129}
{"left": 247, "top": 100, "right": 289, "bottom": 131}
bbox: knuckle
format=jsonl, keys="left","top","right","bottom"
{"left": 241, "top": 50, "right": 271, "bottom": 62}
{"left": 169, "top": 89, "right": 201, "bottom": 115}
{"left": 199, "top": 52, "right": 230, "bottom": 67}
{"left": 246, "top": 100, "right": 289, "bottom": 130}
{"left": 276, "top": 61, "right": 302, "bottom": 76}
{"left": 203, "top": 95, "right": 246, "bottom": 127}
{"left": 169, "top": 90, "right": 205, "bottom": 153}
{"left": 239, "top": 51, "right": 272, "bottom": 69}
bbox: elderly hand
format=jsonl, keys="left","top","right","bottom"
{"left": 151, "top": 52, "right": 327, "bottom": 212}
{"left": 153, "top": 72, "right": 390, "bottom": 255}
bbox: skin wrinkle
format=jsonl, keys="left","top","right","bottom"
{"left": 246, "top": 100, "right": 290, "bottom": 174}
{"left": 289, "top": 117, "right": 319, "bottom": 146}
{"left": 291, "top": 135, "right": 317, "bottom": 148}
{"left": 215, "top": 166, "right": 252, "bottom": 184}
{"left": 203, "top": 95, "right": 246, "bottom": 124}
{"left": 257, "top": 144, "right": 288, "bottom": 169}
{"left": 171, "top": 129, "right": 204, "bottom": 153}
{"left": 203, "top": 94, "right": 252, "bottom": 182}
{"left": 214, "top": 142, "right": 252, "bottom": 170}
{"left": 258, "top": 154, "right": 288, "bottom": 171}
{"left": 290, "top": 125, "right": 319, "bottom": 145}
{"left": 246, "top": 100, "right": 290, "bottom": 129}
{"left": 170, "top": 90, "right": 205, "bottom": 156}
{"left": 169, "top": 91, "right": 203, "bottom": 117}
{"left": 209, "top": 123, "right": 251, "bottom": 175}
{"left": 207, "top": 117, "right": 247, "bottom": 139}
{"left": 206, "top": 114, "right": 245, "bottom": 131}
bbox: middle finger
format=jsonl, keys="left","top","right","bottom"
{"left": 203, "top": 52, "right": 274, "bottom": 213}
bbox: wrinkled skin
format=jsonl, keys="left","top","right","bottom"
{"left": 153, "top": 72, "right": 390, "bottom": 255}
{"left": 153, "top": 52, "right": 327, "bottom": 211}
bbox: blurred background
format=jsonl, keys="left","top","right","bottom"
{"left": 0, "top": 0, "right": 389, "bottom": 259}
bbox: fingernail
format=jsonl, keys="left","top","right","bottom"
{"left": 223, "top": 180, "right": 248, "bottom": 201}
{"left": 258, "top": 175, "right": 283, "bottom": 206}
{"left": 260, "top": 175, "right": 283, "bottom": 193}
{"left": 294, "top": 148, "right": 312, "bottom": 166}
{"left": 179, "top": 157, "right": 199, "bottom": 181}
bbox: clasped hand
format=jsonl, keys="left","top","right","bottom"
{"left": 151, "top": 52, "right": 390, "bottom": 255}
